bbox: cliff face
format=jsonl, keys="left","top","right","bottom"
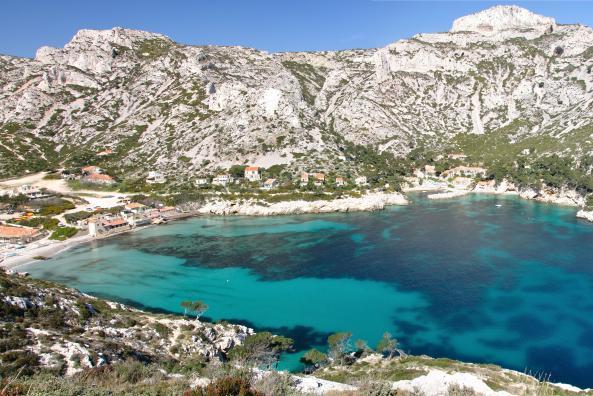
{"left": 1, "top": 6, "right": 593, "bottom": 184}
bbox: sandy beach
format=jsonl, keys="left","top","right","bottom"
{"left": 1, "top": 233, "right": 94, "bottom": 271}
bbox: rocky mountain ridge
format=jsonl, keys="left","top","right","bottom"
{"left": 1, "top": 6, "right": 593, "bottom": 187}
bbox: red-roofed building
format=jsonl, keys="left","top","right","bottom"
{"left": 0, "top": 225, "right": 43, "bottom": 244}
{"left": 97, "top": 149, "right": 113, "bottom": 156}
{"left": 158, "top": 206, "right": 177, "bottom": 217}
{"left": 313, "top": 173, "right": 325, "bottom": 186}
{"left": 81, "top": 166, "right": 102, "bottom": 175}
{"left": 244, "top": 166, "right": 260, "bottom": 182}
{"left": 84, "top": 173, "right": 116, "bottom": 185}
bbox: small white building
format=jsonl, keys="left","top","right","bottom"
{"left": 195, "top": 177, "right": 209, "bottom": 187}
{"left": 300, "top": 172, "right": 309, "bottom": 186}
{"left": 124, "top": 202, "right": 147, "bottom": 213}
{"left": 15, "top": 185, "right": 50, "bottom": 200}
{"left": 262, "top": 178, "right": 278, "bottom": 190}
{"left": 244, "top": 166, "right": 261, "bottom": 182}
{"left": 424, "top": 165, "right": 436, "bottom": 177}
{"left": 335, "top": 177, "right": 345, "bottom": 187}
{"left": 147, "top": 171, "right": 166, "bottom": 184}
{"left": 313, "top": 173, "right": 325, "bottom": 187}
{"left": 88, "top": 219, "right": 98, "bottom": 237}
{"left": 212, "top": 174, "right": 231, "bottom": 186}
{"left": 355, "top": 176, "right": 368, "bottom": 186}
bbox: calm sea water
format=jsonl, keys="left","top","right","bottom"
{"left": 21, "top": 193, "right": 593, "bottom": 387}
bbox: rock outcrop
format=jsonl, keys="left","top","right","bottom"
{"left": 0, "top": 270, "right": 252, "bottom": 377}
{"left": 451, "top": 5, "right": 556, "bottom": 36}
{"left": 196, "top": 192, "right": 408, "bottom": 216}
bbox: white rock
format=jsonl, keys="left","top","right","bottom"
{"left": 391, "top": 369, "right": 513, "bottom": 396}
{"left": 451, "top": 6, "right": 555, "bottom": 36}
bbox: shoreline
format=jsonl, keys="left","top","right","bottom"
{"left": 4, "top": 185, "right": 592, "bottom": 270}
{"left": 1, "top": 222, "right": 158, "bottom": 271}
{"left": 1, "top": 191, "right": 408, "bottom": 269}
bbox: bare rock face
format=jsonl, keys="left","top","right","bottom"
{"left": 451, "top": 5, "right": 556, "bottom": 36}
{"left": 35, "top": 27, "right": 170, "bottom": 74}
{"left": 2, "top": 6, "right": 593, "bottom": 182}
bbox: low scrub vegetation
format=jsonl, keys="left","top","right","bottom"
{"left": 49, "top": 226, "right": 78, "bottom": 240}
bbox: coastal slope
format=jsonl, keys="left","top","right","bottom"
{"left": 1, "top": 270, "right": 591, "bottom": 395}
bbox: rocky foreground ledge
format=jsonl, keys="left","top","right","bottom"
{"left": 2, "top": 270, "right": 591, "bottom": 395}
{"left": 196, "top": 191, "right": 408, "bottom": 216}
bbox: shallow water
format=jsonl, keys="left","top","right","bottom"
{"left": 21, "top": 193, "right": 593, "bottom": 387}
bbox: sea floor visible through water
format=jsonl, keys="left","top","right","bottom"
{"left": 21, "top": 193, "right": 593, "bottom": 388}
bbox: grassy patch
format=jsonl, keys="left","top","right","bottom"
{"left": 49, "top": 226, "right": 78, "bottom": 241}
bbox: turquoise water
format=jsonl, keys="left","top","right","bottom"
{"left": 21, "top": 193, "right": 593, "bottom": 387}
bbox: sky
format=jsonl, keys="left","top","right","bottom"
{"left": 2, "top": 1, "right": 593, "bottom": 58}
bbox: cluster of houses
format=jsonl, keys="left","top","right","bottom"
{"left": 86, "top": 202, "right": 183, "bottom": 237}
{"left": 196, "top": 166, "right": 369, "bottom": 190}
{"left": 410, "top": 152, "right": 488, "bottom": 189}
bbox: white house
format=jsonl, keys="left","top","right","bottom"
{"left": 124, "top": 202, "right": 147, "bottom": 213}
{"left": 262, "top": 178, "right": 278, "bottom": 190}
{"left": 335, "top": 177, "right": 345, "bottom": 187}
{"left": 424, "top": 165, "right": 436, "bottom": 177}
{"left": 244, "top": 166, "right": 261, "bottom": 182}
{"left": 355, "top": 176, "right": 367, "bottom": 186}
{"left": 195, "top": 177, "right": 209, "bottom": 187}
{"left": 313, "top": 173, "right": 325, "bottom": 187}
{"left": 212, "top": 174, "right": 231, "bottom": 186}
{"left": 147, "top": 171, "right": 166, "bottom": 184}
{"left": 15, "top": 185, "right": 50, "bottom": 200}
{"left": 300, "top": 172, "right": 309, "bottom": 186}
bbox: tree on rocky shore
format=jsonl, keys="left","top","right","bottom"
{"left": 327, "top": 332, "right": 352, "bottom": 364}
{"left": 300, "top": 348, "right": 328, "bottom": 372}
{"left": 376, "top": 332, "right": 400, "bottom": 358}
{"left": 180, "top": 300, "right": 208, "bottom": 320}
{"left": 228, "top": 332, "right": 293, "bottom": 370}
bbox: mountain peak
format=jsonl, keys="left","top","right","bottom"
{"left": 65, "top": 27, "right": 170, "bottom": 49}
{"left": 450, "top": 5, "right": 556, "bottom": 35}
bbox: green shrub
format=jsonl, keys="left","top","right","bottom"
{"left": 49, "top": 227, "right": 78, "bottom": 241}
{"left": 39, "top": 200, "right": 75, "bottom": 216}
{"left": 152, "top": 322, "right": 172, "bottom": 338}
{"left": 192, "top": 375, "right": 261, "bottom": 396}
{"left": 64, "top": 211, "right": 93, "bottom": 223}
{"left": 13, "top": 216, "right": 59, "bottom": 230}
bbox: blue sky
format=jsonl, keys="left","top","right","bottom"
{"left": 3, "top": 1, "right": 592, "bottom": 58}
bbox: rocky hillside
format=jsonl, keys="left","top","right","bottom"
{"left": 0, "top": 269, "right": 251, "bottom": 378}
{"left": 1, "top": 6, "right": 593, "bottom": 185}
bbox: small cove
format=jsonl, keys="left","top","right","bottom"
{"left": 21, "top": 193, "right": 593, "bottom": 387}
